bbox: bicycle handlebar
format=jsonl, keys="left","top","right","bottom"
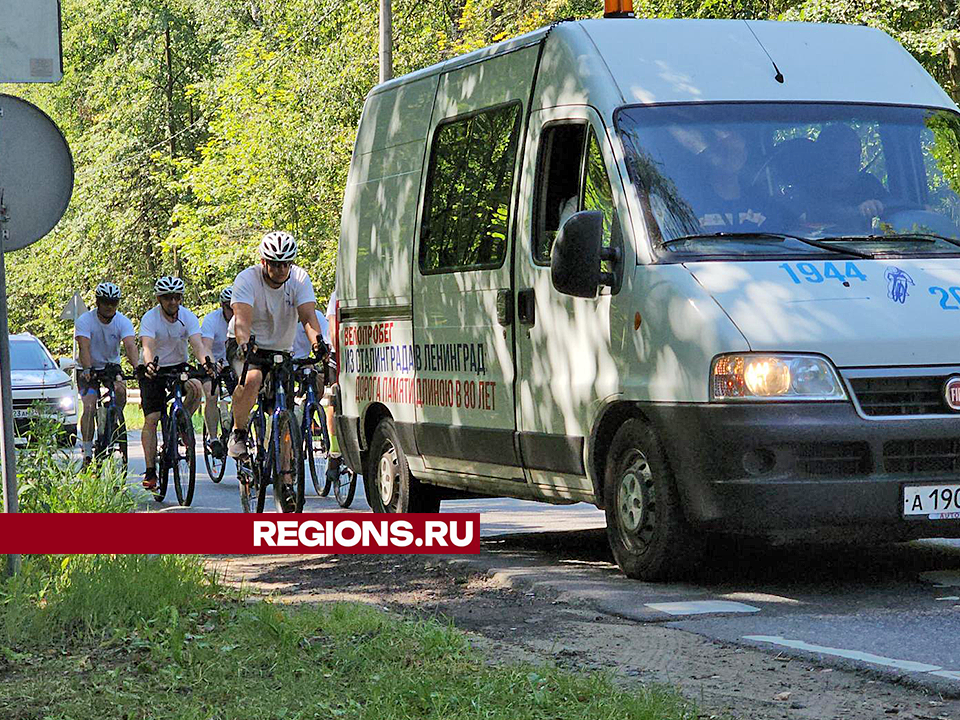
{"left": 87, "top": 366, "right": 136, "bottom": 383}
{"left": 151, "top": 364, "right": 210, "bottom": 382}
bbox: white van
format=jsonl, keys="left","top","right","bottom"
{"left": 334, "top": 17, "right": 960, "bottom": 579}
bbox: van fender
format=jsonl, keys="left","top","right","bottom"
{"left": 586, "top": 395, "right": 648, "bottom": 509}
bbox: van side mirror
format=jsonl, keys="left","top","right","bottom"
{"left": 551, "top": 211, "right": 621, "bottom": 298}
{"left": 58, "top": 357, "right": 76, "bottom": 373}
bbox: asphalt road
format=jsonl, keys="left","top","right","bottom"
{"left": 116, "top": 428, "right": 960, "bottom": 696}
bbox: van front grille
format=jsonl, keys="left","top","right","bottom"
{"left": 848, "top": 376, "right": 948, "bottom": 417}
{"left": 884, "top": 438, "right": 960, "bottom": 475}
{"left": 795, "top": 442, "right": 871, "bottom": 476}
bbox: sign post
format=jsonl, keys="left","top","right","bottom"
{"left": 0, "top": 1, "right": 70, "bottom": 579}
{"left": 0, "top": 229, "right": 18, "bottom": 579}
{"left": 60, "top": 291, "right": 86, "bottom": 366}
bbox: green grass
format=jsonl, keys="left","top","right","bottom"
{"left": 123, "top": 403, "right": 145, "bottom": 431}
{"left": 124, "top": 403, "right": 205, "bottom": 434}
{"left": 0, "top": 555, "right": 696, "bottom": 720}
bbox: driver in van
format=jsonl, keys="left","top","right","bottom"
{"left": 694, "top": 127, "right": 785, "bottom": 232}
{"left": 810, "top": 123, "right": 887, "bottom": 222}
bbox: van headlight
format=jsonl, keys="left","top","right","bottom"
{"left": 58, "top": 395, "right": 76, "bottom": 413}
{"left": 710, "top": 354, "right": 846, "bottom": 401}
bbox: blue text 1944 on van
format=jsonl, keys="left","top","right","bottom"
{"left": 779, "top": 262, "right": 867, "bottom": 284}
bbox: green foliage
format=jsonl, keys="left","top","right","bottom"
{"left": 7, "top": 0, "right": 960, "bottom": 357}
{"left": 1, "top": 412, "right": 141, "bottom": 514}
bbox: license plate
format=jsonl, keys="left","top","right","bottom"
{"left": 903, "top": 484, "right": 960, "bottom": 520}
{"left": 12, "top": 408, "right": 34, "bottom": 419}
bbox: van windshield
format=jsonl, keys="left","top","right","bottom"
{"left": 616, "top": 103, "right": 960, "bottom": 259}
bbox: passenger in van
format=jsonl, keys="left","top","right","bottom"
{"left": 809, "top": 123, "right": 887, "bottom": 223}
{"left": 558, "top": 195, "right": 578, "bottom": 229}
{"left": 694, "top": 127, "right": 787, "bottom": 233}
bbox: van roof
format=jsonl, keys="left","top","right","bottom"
{"left": 372, "top": 19, "right": 955, "bottom": 111}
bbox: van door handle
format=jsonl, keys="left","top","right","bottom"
{"left": 517, "top": 289, "right": 535, "bottom": 326}
{"left": 496, "top": 289, "right": 513, "bottom": 326}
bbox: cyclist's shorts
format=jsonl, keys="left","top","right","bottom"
{"left": 77, "top": 365, "right": 122, "bottom": 398}
{"left": 226, "top": 339, "right": 277, "bottom": 384}
{"left": 139, "top": 362, "right": 189, "bottom": 416}
{"left": 222, "top": 367, "right": 239, "bottom": 396}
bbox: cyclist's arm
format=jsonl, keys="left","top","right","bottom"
{"left": 200, "top": 336, "right": 214, "bottom": 359}
{"left": 141, "top": 335, "right": 157, "bottom": 367}
{"left": 188, "top": 333, "right": 210, "bottom": 366}
{"left": 77, "top": 335, "right": 94, "bottom": 372}
{"left": 232, "top": 302, "right": 253, "bottom": 347}
{"left": 122, "top": 335, "right": 138, "bottom": 371}
{"left": 297, "top": 302, "right": 324, "bottom": 351}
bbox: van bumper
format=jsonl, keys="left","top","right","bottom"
{"left": 644, "top": 402, "right": 960, "bottom": 540}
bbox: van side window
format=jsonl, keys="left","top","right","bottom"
{"left": 583, "top": 130, "right": 621, "bottom": 274}
{"left": 419, "top": 103, "right": 522, "bottom": 273}
{"left": 534, "top": 123, "right": 587, "bottom": 263}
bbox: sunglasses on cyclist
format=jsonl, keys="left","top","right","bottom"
{"left": 266, "top": 260, "right": 292, "bottom": 270}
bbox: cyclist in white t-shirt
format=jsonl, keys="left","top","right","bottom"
{"left": 74, "top": 282, "right": 139, "bottom": 467}
{"left": 226, "top": 231, "right": 327, "bottom": 458}
{"left": 137, "top": 276, "right": 214, "bottom": 490}
{"left": 200, "top": 286, "right": 234, "bottom": 458}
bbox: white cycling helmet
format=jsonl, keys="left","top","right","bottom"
{"left": 95, "top": 282, "right": 121, "bottom": 300}
{"left": 154, "top": 276, "right": 185, "bottom": 295}
{"left": 219, "top": 286, "right": 233, "bottom": 303}
{"left": 258, "top": 231, "right": 297, "bottom": 262}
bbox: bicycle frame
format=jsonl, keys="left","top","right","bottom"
{"left": 298, "top": 365, "right": 322, "bottom": 442}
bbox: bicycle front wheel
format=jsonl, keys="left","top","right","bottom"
{"left": 117, "top": 413, "right": 128, "bottom": 472}
{"left": 333, "top": 465, "right": 357, "bottom": 509}
{"left": 94, "top": 406, "right": 114, "bottom": 461}
{"left": 171, "top": 410, "right": 197, "bottom": 507}
{"left": 156, "top": 414, "right": 170, "bottom": 502}
{"left": 272, "top": 410, "right": 304, "bottom": 513}
{"left": 304, "top": 405, "right": 330, "bottom": 496}
{"left": 203, "top": 415, "right": 226, "bottom": 483}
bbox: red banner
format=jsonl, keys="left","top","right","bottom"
{"left": 0, "top": 513, "right": 481, "bottom": 554}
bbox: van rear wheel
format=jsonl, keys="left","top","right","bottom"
{"left": 366, "top": 418, "right": 440, "bottom": 513}
{"left": 603, "top": 419, "right": 702, "bottom": 581}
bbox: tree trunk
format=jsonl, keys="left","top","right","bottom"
{"left": 941, "top": 0, "right": 960, "bottom": 102}
{"left": 948, "top": 39, "right": 960, "bottom": 103}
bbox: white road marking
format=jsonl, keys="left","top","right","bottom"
{"left": 646, "top": 600, "right": 760, "bottom": 616}
{"left": 930, "top": 670, "right": 960, "bottom": 680}
{"left": 935, "top": 596, "right": 960, "bottom": 601}
{"left": 743, "top": 635, "right": 947, "bottom": 675}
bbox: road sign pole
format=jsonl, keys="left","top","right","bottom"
{"left": 0, "top": 234, "right": 20, "bottom": 579}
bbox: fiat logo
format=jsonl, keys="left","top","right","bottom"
{"left": 944, "top": 376, "right": 960, "bottom": 411}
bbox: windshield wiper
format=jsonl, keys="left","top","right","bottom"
{"left": 663, "top": 232, "right": 874, "bottom": 259}
{"left": 821, "top": 232, "right": 960, "bottom": 250}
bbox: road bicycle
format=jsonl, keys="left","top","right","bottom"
{"left": 236, "top": 340, "right": 315, "bottom": 513}
{"left": 150, "top": 364, "right": 208, "bottom": 507}
{"left": 296, "top": 358, "right": 357, "bottom": 507}
{"left": 88, "top": 364, "right": 132, "bottom": 469}
{"left": 203, "top": 365, "right": 236, "bottom": 484}
{"left": 295, "top": 363, "right": 331, "bottom": 497}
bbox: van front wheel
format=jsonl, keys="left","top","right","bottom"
{"left": 604, "top": 419, "right": 702, "bottom": 580}
{"left": 366, "top": 418, "right": 440, "bottom": 513}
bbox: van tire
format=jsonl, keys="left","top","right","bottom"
{"left": 366, "top": 418, "right": 440, "bottom": 513}
{"left": 603, "top": 419, "right": 702, "bottom": 580}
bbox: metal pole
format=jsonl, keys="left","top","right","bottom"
{"left": 0, "top": 235, "right": 20, "bottom": 579}
{"left": 380, "top": 0, "right": 392, "bottom": 83}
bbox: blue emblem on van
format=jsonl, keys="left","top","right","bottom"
{"left": 884, "top": 266, "right": 914, "bottom": 304}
